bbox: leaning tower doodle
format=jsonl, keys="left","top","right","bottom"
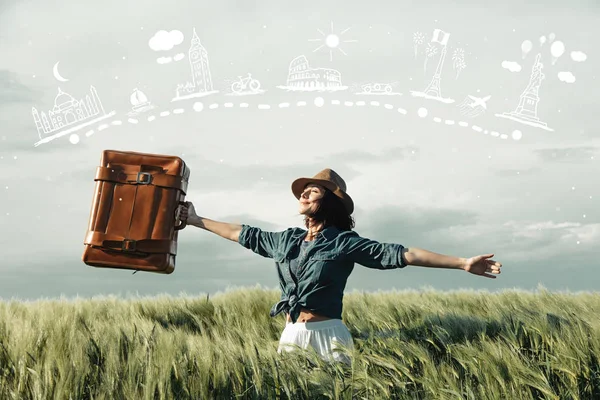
{"left": 172, "top": 28, "right": 218, "bottom": 102}
{"left": 496, "top": 53, "right": 553, "bottom": 131}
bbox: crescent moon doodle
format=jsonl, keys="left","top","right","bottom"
{"left": 53, "top": 61, "right": 69, "bottom": 82}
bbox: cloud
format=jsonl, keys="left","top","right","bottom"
{"left": 353, "top": 204, "right": 600, "bottom": 264}
{"left": 502, "top": 220, "right": 600, "bottom": 253}
{"left": 315, "top": 145, "right": 419, "bottom": 165}
{"left": 492, "top": 167, "right": 542, "bottom": 177}
{"left": 130, "top": 147, "right": 419, "bottom": 193}
{"left": 570, "top": 51, "right": 587, "bottom": 62}
{"left": 148, "top": 30, "right": 184, "bottom": 51}
{"left": 502, "top": 61, "right": 521, "bottom": 72}
{"left": 534, "top": 146, "right": 598, "bottom": 163}
{"left": 0, "top": 70, "right": 39, "bottom": 104}
{"left": 558, "top": 71, "right": 576, "bottom": 84}
{"left": 352, "top": 204, "right": 480, "bottom": 249}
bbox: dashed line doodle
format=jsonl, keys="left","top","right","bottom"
{"left": 60, "top": 96, "right": 515, "bottom": 147}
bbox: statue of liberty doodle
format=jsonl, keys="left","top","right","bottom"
{"left": 496, "top": 53, "right": 552, "bottom": 131}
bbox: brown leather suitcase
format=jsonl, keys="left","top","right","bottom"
{"left": 82, "top": 149, "right": 190, "bottom": 274}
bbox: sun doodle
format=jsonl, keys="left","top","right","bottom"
{"left": 308, "top": 21, "right": 358, "bottom": 61}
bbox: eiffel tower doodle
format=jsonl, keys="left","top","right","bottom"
{"left": 410, "top": 29, "right": 455, "bottom": 104}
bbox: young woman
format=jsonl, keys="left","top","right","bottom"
{"left": 179, "top": 168, "right": 503, "bottom": 363}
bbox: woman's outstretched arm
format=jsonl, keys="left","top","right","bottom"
{"left": 342, "top": 232, "right": 502, "bottom": 278}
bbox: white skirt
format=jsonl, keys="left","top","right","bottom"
{"left": 277, "top": 319, "right": 354, "bottom": 364}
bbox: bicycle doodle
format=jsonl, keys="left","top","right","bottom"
{"left": 228, "top": 73, "right": 263, "bottom": 96}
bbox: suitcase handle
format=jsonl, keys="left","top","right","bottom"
{"left": 175, "top": 201, "right": 187, "bottom": 230}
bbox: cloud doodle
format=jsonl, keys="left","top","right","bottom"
{"left": 558, "top": 71, "right": 576, "bottom": 84}
{"left": 502, "top": 61, "right": 522, "bottom": 72}
{"left": 148, "top": 30, "right": 184, "bottom": 51}
{"left": 570, "top": 51, "right": 587, "bottom": 62}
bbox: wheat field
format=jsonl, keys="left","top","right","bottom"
{"left": 0, "top": 286, "right": 599, "bottom": 399}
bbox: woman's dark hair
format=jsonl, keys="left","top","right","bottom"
{"left": 302, "top": 188, "right": 355, "bottom": 231}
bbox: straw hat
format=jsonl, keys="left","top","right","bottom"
{"left": 291, "top": 168, "right": 354, "bottom": 215}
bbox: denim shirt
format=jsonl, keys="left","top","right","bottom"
{"left": 237, "top": 224, "right": 408, "bottom": 323}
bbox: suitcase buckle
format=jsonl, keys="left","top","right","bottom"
{"left": 136, "top": 172, "right": 152, "bottom": 184}
{"left": 122, "top": 239, "right": 136, "bottom": 251}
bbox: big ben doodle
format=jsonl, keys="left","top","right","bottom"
{"left": 172, "top": 28, "right": 218, "bottom": 102}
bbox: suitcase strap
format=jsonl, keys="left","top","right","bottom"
{"left": 95, "top": 166, "right": 187, "bottom": 192}
{"left": 85, "top": 232, "right": 177, "bottom": 255}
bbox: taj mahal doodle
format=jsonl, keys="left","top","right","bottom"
{"left": 32, "top": 86, "right": 108, "bottom": 140}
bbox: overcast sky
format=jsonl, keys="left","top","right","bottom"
{"left": 0, "top": 0, "right": 598, "bottom": 300}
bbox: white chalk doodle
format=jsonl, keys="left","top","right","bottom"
{"left": 52, "top": 62, "right": 69, "bottom": 82}
{"left": 172, "top": 28, "right": 218, "bottom": 102}
{"left": 413, "top": 31, "right": 425, "bottom": 59}
{"left": 571, "top": 51, "right": 587, "bottom": 62}
{"left": 277, "top": 55, "right": 348, "bottom": 92}
{"left": 32, "top": 86, "right": 115, "bottom": 146}
{"left": 354, "top": 82, "right": 402, "bottom": 96}
{"left": 34, "top": 93, "right": 517, "bottom": 147}
{"left": 127, "top": 88, "right": 155, "bottom": 116}
{"left": 467, "top": 95, "right": 491, "bottom": 109}
{"left": 514, "top": 36, "right": 584, "bottom": 86}
{"left": 457, "top": 95, "right": 491, "bottom": 118}
{"left": 149, "top": 30, "right": 184, "bottom": 51}
{"left": 227, "top": 73, "right": 264, "bottom": 96}
{"left": 149, "top": 30, "right": 184, "bottom": 64}
{"left": 502, "top": 61, "right": 522, "bottom": 73}
{"left": 411, "top": 29, "right": 455, "bottom": 104}
{"left": 495, "top": 53, "right": 554, "bottom": 131}
{"left": 423, "top": 43, "right": 438, "bottom": 74}
{"left": 308, "top": 21, "right": 357, "bottom": 62}
{"left": 521, "top": 40, "right": 533, "bottom": 59}
{"left": 558, "top": 71, "right": 576, "bottom": 84}
{"left": 452, "top": 48, "right": 467, "bottom": 79}
{"left": 550, "top": 40, "right": 565, "bottom": 65}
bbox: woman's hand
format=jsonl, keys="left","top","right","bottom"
{"left": 179, "top": 201, "right": 199, "bottom": 225}
{"left": 463, "top": 254, "right": 502, "bottom": 279}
